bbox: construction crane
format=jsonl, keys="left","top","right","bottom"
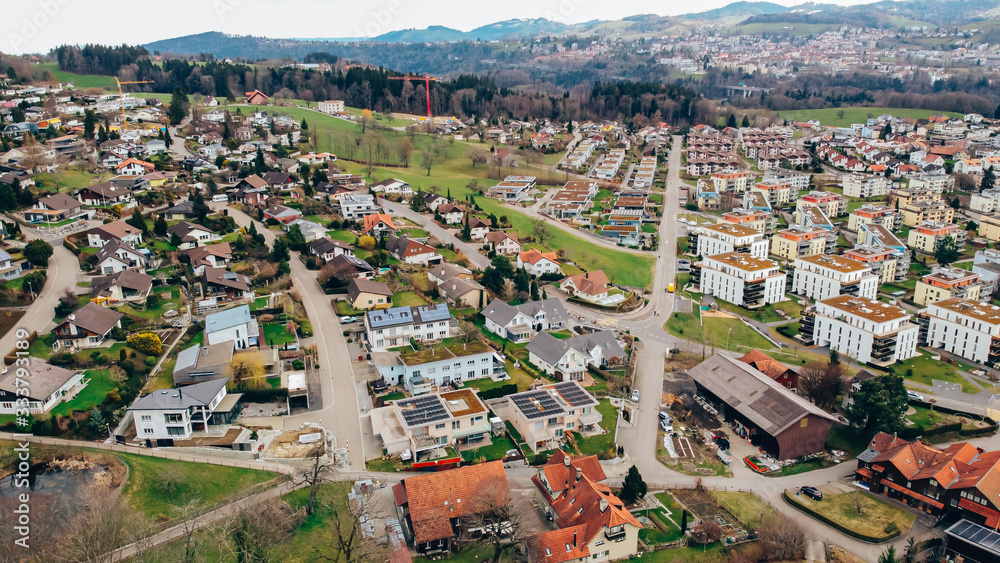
{"left": 388, "top": 73, "right": 438, "bottom": 123}
{"left": 114, "top": 77, "right": 154, "bottom": 130}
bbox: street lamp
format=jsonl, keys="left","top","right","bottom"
{"left": 727, "top": 328, "right": 732, "bottom": 351}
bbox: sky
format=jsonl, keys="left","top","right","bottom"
{"left": 3, "top": 0, "right": 876, "bottom": 55}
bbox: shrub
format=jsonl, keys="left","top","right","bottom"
{"left": 299, "top": 320, "right": 313, "bottom": 337}
{"left": 127, "top": 333, "right": 163, "bottom": 356}
{"left": 292, "top": 359, "right": 305, "bottom": 370}
{"left": 145, "top": 356, "right": 157, "bottom": 367}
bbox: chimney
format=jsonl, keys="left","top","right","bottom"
{"left": 599, "top": 498, "right": 608, "bottom": 513}
{"left": 563, "top": 454, "right": 571, "bottom": 467}
{"left": 575, "top": 467, "right": 582, "bottom": 482}
{"left": 573, "top": 531, "right": 577, "bottom": 548}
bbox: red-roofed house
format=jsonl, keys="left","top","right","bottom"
{"left": 363, "top": 213, "right": 397, "bottom": 239}
{"left": 245, "top": 90, "right": 269, "bottom": 105}
{"left": 737, "top": 349, "right": 800, "bottom": 391}
{"left": 393, "top": 461, "right": 510, "bottom": 555}
{"left": 559, "top": 271, "right": 611, "bottom": 303}
{"left": 530, "top": 451, "right": 641, "bottom": 562}
{"left": 115, "top": 158, "right": 155, "bottom": 176}
{"left": 518, "top": 249, "right": 561, "bottom": 277}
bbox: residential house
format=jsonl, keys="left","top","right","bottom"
{"left": 89, "top": 270, "right": 153, "bottom": 305}
{"left": 93, "top": 240, "right": 146, "bottom": 274}
{"left": 736, "top": 349, "right": 800, "bottom": 391}
{"left": 115, "top": 158, "right": 155, "bottom": 176}
{"left": 128, "top": 378, "right": 242, "bottom": 442}
{"left": 371, "top": 389, "right": 492, "bottom": 458}
{"left": 423, "top": 193, "right": 447, "bottom": 212}
{"left": 245, "top": 90, "right": 269, "bottom": 105}
{"left": 363, "top": 213, "right": 397, "bottom": 239}
{"left": 467, "top": 217, "right": 490, "bottom": 240}
{"left": 172, "top": 342, "right": 239, "bottom": 386}
{"left": 0, "top": 250, "right": 19, "bottom": 281}
{"left": 385, "top": 236, "right": 441, "bottom": 266}
{"left": 53, "top": 303, "right": 123, "bottom": 350}
{"left": 201, "top": 267, "right": 253, "bottom": 302}
{"left": 482, "top": 298, "right": 569, "bottom": 343}
{"left": 167, "top": 221, "right": 221, "bottom": 250}
{"left": 436, "top": 203, "right": 466, "bottom": 225}
{"left": 526, "top": 330, "right": 625, "bottom": 382}
{"left": 307, "top": 237, "right": 354, "bottom": 263}
{"left": 486, "top": 176, "right": 535, "bottom": 202}
{"left": 78, "top": 181, "right": 133, "bottom": 206}
{"left": 792, "top": 253, "right": 879, "bottom": 301}
{"left": 86, "top": 220, "right": 144, "bottom": 248}
{"left": 771, "top": 225, "right": 834, "bottom": 261}
{"left": 263, "top": 204, "right": 302, "bottom": 224}
{"left": 347, "top": 279, "right": 393, "bottom": 311}
{"left": 205, "top": 305, "right": 260, "bottom": 349}
{"left": 262, "top": 171, "right": 296, "bottom": 191}
{"left": 318, "top": 100, "right": 345, "bottom": 114}
{"left": 916, "top": 298, "right": 1000, "bottom": 366}
{"left": 914, "top": 267, "right": 982, "bottom": 306}
{"left": 507, "top": 383, "right": 602, "bottom": 454}
{"left": 375, "top": 341, "right": 501, "bottom": 395}
{"left": 370, "top": 178, "right": 413, "bottom": 197}
{"left": 328, "top": 254, "right": 376, "bottom": 281}
{"left": 484, "top": 231, "right": 520, "bottom": 255}
{"left": 559, "top": 271, "right": 612, "bottom": 303}
{"left": 285, "top": 219, "right": 327, "bottom": 242}
{"left": 688, "top": 354, "right": 837, "bottom": 460}
{"left": 518, "top": 249, "right": 561, "bottom": 277}
{"left": 25, "top": 193, "right": 84, "bottom": 223}
{"left": 428, "top": 263, "right": 473, "bottom": 285}
{"left": 0, "top": 358, "right": 85, "bottom": 416}
{"left": 437, "top": 276, "right": 486, "bottom": 309}
{"left": 690, "top": 223, "right": 769, "bottom": 259}
{"left": 907, "top": 221, "right": 965, "bottom": 254}
{"left": 337, "top": 194, "right": 379, "bottom": 220}
{"left": 364, "top": 303, "right": 453, "bottom": 351}
{"left": 181, "top": 243, "right": 233, "bottom": 275}
{"left": 163, "top": 200, "right": 197, "bottom": 221}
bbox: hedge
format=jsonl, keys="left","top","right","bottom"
{"left": 782, "top": 491, "right": 901, "bottom": 544}
{"left": 62, "top": 237, "right": 80, "bottom": 256}
{"left": 239, "top": 387, "right": 289, "bottom": 402}
{"left": 476, "top": 383, "right": 518, "bottom": 401}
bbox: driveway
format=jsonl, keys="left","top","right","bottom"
{"left": 379, "top": 199, "right": 490, "bottom": 270}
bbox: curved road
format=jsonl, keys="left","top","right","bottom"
{"left": 379, "top": 199, "right": 491, "bottom": 271}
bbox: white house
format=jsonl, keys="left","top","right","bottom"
{"left": 792, "top": 253, "right": 879, "bottom": 301}
{"left": 364, "top": 303, "right": 453, "bottom": 352}
{"left": 53, "top": 303, "right": 124, "bottom": 350}
{"left": 318, "top": 100, "right": 345, "bottom": 114}
{"left": 337, "top": 194, "right": 380, "bottom": 220}
{"left": 375, "top": 341, "right": 502, "bottom": 394}
{"left": 692, "top": 252, "right": 786, "bottom": 309}
{"left": 517, "top": 249, "right": 561, "bottom": 277}
{"left": 128, "top": 378, "right": 243, "bottom": 441}
{"left": 692, "top": 223, "right": 769, "bottom": 259}
{"left": 919, "top": 298, "right": 1000, "bottom": 365}
{"left": 484, "top": 231, "right": 520, "bottom": 255}
{"left": 803, "top": 295, "right": 918, "bottom": 365}
{"left": 525, "top": 330, "right": 626, "bottom": 382}
{"left": 166, "top": 222, "right": 221, "bottom": 250}
{"left": 87, "top": 220, "right": 144, "bottom": 248}
{"left": 204, "top": 305, "right": 260, "bottom": 350}
{"left": 0, "top": 358, "right": 85, "bottom": 415}
{"left": 482, "top": 298, "right": 569, "bottom": 343}
{"left": 93, "top": 240, "right": 147, "bottom": 274}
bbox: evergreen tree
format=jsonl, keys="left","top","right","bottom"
{"left": 530, "top": 280, "right": 539, "bottom": 301}
{"left": 127, "top": 208, "right": 148, "bottom": 233}
{"left": 982, "top": 166, "right": 996, "bottom": 193}
{"left": 154, "top": 214, "right": 168, "bottom": 237}
{"left": 169, "top": 232, "right": 183, "bottom": 248}
{"left": 189, "top": 189, "right": 210, "bottom": 222}
{"left": 300, "top": 119, "right": 308, "bottom": 130}
{"left": 740, "top": 115, "right": 750, "bottom": 127}
{"left": 168, "top": 86, "right": 190, "bottom": 126}
{"left": 619, "top": 465, "right": 647, "bottom": 504}
{"left": 271, "top": 238, "right": 291, "bottom": 262}
{"left": 726, "top": 114, "right": 737, "bottom": 128}
{"left": 847, "top": 375, "right": 908, "bottom": 436}
{"left": 83, "top": 109, "right": 97, "bottom": 139}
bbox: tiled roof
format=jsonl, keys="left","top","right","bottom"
{"left": 399, "top": 461, "right": 509, "bottom": 544}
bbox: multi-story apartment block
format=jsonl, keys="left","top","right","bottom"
{"left": 970, "top": 190, "right": 1000, "bottom": 214}
{"left": 691, "top": 252, "right": 786, "bottom": 308}
{"left": 719, "top": 208, "right": 772, "bottom": 233}
{"left": 771, "top": 225, "right": 835, "bottom": 261}
{"left": 977, "top": 214, "right": 1000, "bottom": 242}
{"left": 907, "top": 173, "right": 954, "bottom": 192}
{"left": 506, "top": 381, "right": 602, "bottom": 453}
{"left": 792, "top": 253, "right": 879, "bottom": 301}
{"left": 844, "top": 245, "right": 901, "bottom": 284}
{"left": 712, "top": 170, "right": 753, "bottom": 193}
{"left": 763, "top": 170, "right": 810, "bottom": 192}
{"left": 847, "top": 204, "right": 903, "bottom": 233}
{"left": 842, "top": 173, "right": 892, "bottom": 198}
{"left": 373, "top": 390, "right": 492, "bottom": 462}
{"left": 907, "top": 221, "right": 966, "bottom": 254}
{"left": 751, "top": 180, "right": 795, "bottom": 207}
{"left": 797, "top": 191, "right": 847, "bottom": 218}
{"left": 801, "top": 295, "right": 918, "bottom": 364}
{"left": 914, "top": 267, "right": 982, "bottom": 306}
{"left": 364, "top": 303, "right": 453, "bottom": 351}
{"left": 375, "top": 341, "right": 502, "bottom": 395}
{"left": 915, "top": 298, "right": 1000, "bottom": 365}
{"left": 690, "top": 223, "right": 769, "bottom": 258}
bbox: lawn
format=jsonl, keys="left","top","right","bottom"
{"left": 326, "top": 229, "right": 357, "bottom": 244}
{"left": 392, "top": 290, "right": 427, "bottom": 307}
{"left": 250, "top": 296, "right": 270, "bottom": 310}
{"left": 413, "top": 543, "right": 493, "bottom": 563}
{"left": 638, "top": 543, "right": 727, "bottom": 562}
{"left": 262, "top": 323, "right": 298, "bottom": 347}
{"left": 335, "top": 300, "right": 364, "bottom": 315}
{"left": 789, "top": 489, "right": 915, "bottom": 539}
{"left": 714, "top": 298, "right": 803, "bottom": 323}
{"left": 460, "top": 435, "right": 517, "bottom": 462}
{"left": 35, "top": 62, "right": 117, "bottom": 89}
{"left": 118, "top": 452, "right": 280, "bottom": 521}
{"left": 34, "top": 169, "right": 109, "bottom": 193}
{"left": 774, "top": 107, "right": 962, "bottom": 128}
{"left": 907, "top": 405, "right": 949, "bottom": 429}
{"left": 47, "top": 369, "right": 116, "bottom": 418}
{"left": 663, "top": 310, "right": 775, "bottom": 352}
{"left": 710, "top": 491, "right": 777, "bottom": 528}
{"left": 899, "top": 350, "right": 980, "bottom": 394}
{"left": 574, "top": 399, "right": 618, "bottom": 457}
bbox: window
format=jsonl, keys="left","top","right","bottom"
{"left": 140, "top": 415, "right": 151, "bottom": 422}
{"left": 164, "top": 413, "right": 183, "bottom": 423}
{"left": 166, "top": 427, "right": 185, "bottom": 436}
{"left": 566, "top": 422, "right": 575, "bottom": 429}
{"left": 435, "top": 423, "right": 446, "bottom": 430}
{"left": 467, "top": 360, "right": 474, "bottom": 365}
{"left": 452, "top": 420, "right": 461, "bottom": 430}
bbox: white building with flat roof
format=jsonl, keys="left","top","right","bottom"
{"left": 692, "top": 252, "right": 786, "bottom": 308}
{"left": 843, "top": 174, "right": 892, "bottom": 199}
{"left": 918, "top": 298, "right": 1000, "bottom": 365}
{"left": 792, "top": 253, "right": 879, "bottom": 301}
{"left": 691, "top": 223, "right": 769, "bottom": 258}
{"left": 802, "top": 295, "right": 918, "bottom": 364}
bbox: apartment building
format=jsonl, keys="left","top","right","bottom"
{"left": 750, "top": 180, "right": 795, "bottom": 207}
{"left": 792, "top": 253, "right": 879, "bottom": 301}
{"left": 794, "top": 203, "right": 835, "bottom": 232}
{"left": 375, "top": 341, "right": 502, "bottom": 395}
{"left": 916, "top": 298, "right": 1000, "bottom": 365}
{"left": 719, "top": 208, "right": 772, "bottom": 232}
{"left": 907, "top": 173, "right": 954, "bottom": 192}
{"left": 771, "top": 225, "right": 835, "bottom": 261}
{"left": 364, "top": 303, "right": 453, "bottom": 351}
{"left": 797, "top": 191, "right": 847, "bottom": 218}
{"left": 506, "top": 382, "right": 602, "bottom": 453}
{"left": 337, "top": 193, "right": 380, "bottom": 220}
{"left": 371, "top": 390, "right": 492, "bottom": 460}
{"left": 847, "top": 204, "right": 903, "bottom": 233}
{"left": 632, "top": 156, "right": 657, "bottom": 188}
{"left": 801, "top": 295, "right": 918, "bottom": 364}
{"left": 691, "top": 252, "right": 786, "bottom": 308}
{"left": 842, "top": 173, "right": 892, "bottom": 198}
{"left": 914, "top": 267, "right": 982, "bottom": 306}
{"left": 977, "top": 214, "right": 1000, "bottom": 242}
{"left": 712, "top": 170, "right": 753, "bottom": 193}
{"left": 690, "top": 223, "right": 768, "bottom": 259}
{"left": 970, "top": 190, "right": 1000, "bottom": 214}
{"left": 844, "top": 245, "right": 901, "bottom": 284}
{"left": 763, "top": 170, "right": 810, "bottom": 192}
{"left": 907, "top": 221, "right": 965, "bottom": 254}
{"left": 898, "top": 195, "right": 955, "bottom": 226}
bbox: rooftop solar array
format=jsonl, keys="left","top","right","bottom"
{"left": 511, "top": 390, "right": 565, "bottom": 420}
{"left": 367, "top": 303, "right": 451, "bottom": 329}
{"left": 552, "top": 381, "right": 596, "bottom": 407}
{"left": 397, "top": 395, "right": 449, "bottom": 427}
{"left": 416, "top": 303, "right": 451, "bottom": 323}
{"left": 947, "top": 520, "right": 1000, "bottom": 555}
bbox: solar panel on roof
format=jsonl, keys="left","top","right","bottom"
{"left": 418, "top": 304, "right": 451, "bottom": 322}
{"left": 948, "top": 520, "right": 1000, "bottom": 555}
{"left": 511, "top": 390, "right": 564, "bottom": 420}
{"left": 553, "top": 382, "right": 593, "bottom": 407}
{"left": 397, "top": 395, "right": 450, "bottom": 426}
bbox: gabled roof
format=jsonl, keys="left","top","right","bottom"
{"left": 348, "top": 278, "right": 393, "bottom": 300}
{"left": 0, "top": 357, "right": 80, "bottom": 401}
{"left": 37, "top": 193, "right": 80, "bottom": 211}
{"left": 202, "top": 266, "right": 251, "bottom": 292}
{"left": 308, "top": 237, "right": 353, "bottom": 255}
{"left": 385, "top": 235, "right": 436, "bottom": 258}
{"left": 519, "top": 248, "right": 559, "bottom": 266}
{"left": 329, "top": 254, "right": 375, "bottom": 275}
{"left": 91, "top": 269, "right": 153, "bottom": 298}
{"left": 438, "top": 277, "right": 484, "bottom": 301}
{"left": 89, "top": 220, "right": 143, "bottom": 242}
{"left": 167, "top": 221, "right": 212, "bottom": 240}
{"left": 94, "top": 239, "right": 143, "bottom": 265}
{"left": 237, "top": 174, "right": 268, "bottom": 190}
{"left": 482, "top": 298, "right": 568, "bottom": 329}
{"left": 205, "top": 304, "right": 252, "bottom": 333}
{"left": 59, "top": 302, "right": 123, "bottom": 336}
{"left": 485, "top": 230, "right": 518, "bottom": 245}
{"left": 181, "top": 242, "right": 232, "bottom": 266}
{"left": 128, "top": 377, "right": 229, "bottom": 411}
{"left": 164, "top": 200, "right": 195, "bottom": 216}
{"left": 737, "top": 349, "right": 796, "bottom": 381}
{"left": 560, "top": 271, "right": 610, "bottom": 297}
{"left": 363, "top": 213, "right": 395, "bottom": 233}
{"left": 398, "top": 461, "right": 509, "bottom": 544}
{"left": 264, "top": 204, "right": 299, "bottom": 217}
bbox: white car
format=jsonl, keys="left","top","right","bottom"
{"left": 907, "top": 391, "right": 924, "bottom": 401}
{"left": 660, "top": 420, "right": 673, "bottom": 433}
{"left": 631, "top": 389, "right": 640, "bottom": 402}
{"left": 339, "top": 316, "right": 357, "bottom": 324}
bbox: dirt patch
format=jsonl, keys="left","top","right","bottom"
{"left": 172, "top": 427, "right": 244, "bottom": 447}
{"left": 266, "top": 428, "right": 323, "bottom": 458}
{"left": 700, "top": 309, "right": 737, "bottom": 319}
{"left": 672, "top": 488, "right": 742, "bottom": 531}
{"left": 829, "top": 546, "right": 867, "bottom": 563}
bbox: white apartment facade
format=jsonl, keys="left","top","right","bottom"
{"left": 843, "top": 173, "right": 891, "bottom": 198}
{"left": 692, "top": 252, "right": 786, "bottom": 308}
{"left": 792, "top": 253, "right": 879, "bottom": 301}
{"left": 802, "top": 295, "right": 919, "bottom": 364}
{"left": 692, "top": 223, "right": 769, "bottom": 259}
{"left": 918, "top": 298, "right": 1000, "bottom": 365}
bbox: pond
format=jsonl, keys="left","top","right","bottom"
{"left": 0, "top": 459, "right": 120, "bottom": 516}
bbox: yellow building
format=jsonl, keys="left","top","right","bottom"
{"left": 771, "top": 226, "right": 830, "bottom": 261}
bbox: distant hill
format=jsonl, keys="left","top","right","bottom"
{"left": 681, "top": 1, "right": 789, "bottom": 20}
{"left": 364, "top": 18, "right": 574, "bottom": 43}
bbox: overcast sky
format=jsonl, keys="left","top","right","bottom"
{"left": 4, "top": 0, "right": 874, "bottom": 55}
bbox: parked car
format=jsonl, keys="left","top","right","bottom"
{"left": 907, "top": 391, "right": 924, "bottom": 401}
{"left": 800, "top": 486, "right": 823, "bottom": 501}
{"left": 339, "top": 316, "right": 357, "bottom": 324}
{"left": 660, "top": 420, "right": 673, "bottom": 433}
{"left": 631, "top": 389, "right": 640, "bottom": 402}
{"left": 712, "top": 435, "right": 730, "bottom": 451}
{"left": 658, "top": 411, "right": 671, "bottom": 422}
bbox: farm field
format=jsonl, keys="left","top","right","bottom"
{"left": 774, "top": 107, "right": 963, "bottom": 128}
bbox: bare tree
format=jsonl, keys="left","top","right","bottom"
{"left": 458, "top": 320, "right": 480, "bottom": 344}
{"left": 311, "top": 485, "right": 391, "bottom": 562}
{"left": 421, "top": 150, "right": 436, "bottom": 176}
{"left": 170, "top": 499, "right": 206, "bottom": 563}
{"left": 690, "top": 520, "right": 723, "bottom": 546}
{"left": 227, "top": 351, "right": 268, "bottom": 390}
{"left": 799, "top": 360, "right": 843, "bottom": 409}
{"left": 466, "top": 147, "right": 488, "bottom": 168}
{"left": 231, "top": 498, "right": 300, "bottom": 563}
{"left": 59, "top": 491, "right": 150, "bottom": 563}
{"left": 291, "top": 446, "right": 335, "bottom": 516}
{"left": 757, "top": 515, "right": 806, "bottom": 561}
{"left": 850, "top": 493, "right": 865, "bottom": 515}
{"left": 530, "top": 218, "right": 553, "bottom": 247}
{"left": 469, "top": 483, "right": 527, "bottom": 563}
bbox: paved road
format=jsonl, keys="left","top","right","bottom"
{"left": 379, "top": 199, "right": 491, "bottom": 270}
{"left": 216, "top": 204, "right": 367, "bottom": 469}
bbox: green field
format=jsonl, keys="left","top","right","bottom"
{"left": 899, "top": 350, "right": 980, "bottom": 394}
{"left": 36, "top": 62, "right": 117, "bottom": 90}
{"left": 774, "top": 107, "right": 963, "bottom": 128}
{"left": 664, "top": 309, "right": 775, "bottom": 352}
{"left": 46, "top": 369, "right": 116, "bottom": 418}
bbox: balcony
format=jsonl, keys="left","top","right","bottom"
{"left": 914, "top": 313, "right": 930, "bottom": 345}
{"left": 799, "top": 309, "right": 816, "bottom": 343}
{"left": 841, "top": 281, "right": 862, "bottom": 296}
{"left": 605, "top": 527, "right": 627, "bottom": 541}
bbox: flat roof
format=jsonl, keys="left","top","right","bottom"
{"left": 440, "top": 389, "right": 486, "bottom": 417}
{"left": 702, "top": 223, "right": 761, "bottom": 238}
{"left": 923, "top": 268, "right": 979, "bottom": 284}
{"left": 798, "top": 253, "right": 868, "bottom": 273}
{"left": 820, "top": 295, "right": 908, "bottom": 323}
{"left": 400, "top": 341, "right": 490, "bottom": 366}
{"left": 945, "top": 520, "right": 1000, "bottom": 557}
{"left": 931, "top": 298, "right": 1000, "bottom": 325}
{"left": 709, "top": 251, "right": 778, "bottom": 272}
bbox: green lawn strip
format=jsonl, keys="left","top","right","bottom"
{"left": 119, "top": 452, "right": 280, "bottom": 521}
{"left": 709, "top": 491, "right": 777, "bottom": 528}
{"left": 46, "top": 369, "right": 116, "bottom": 418}
{"left": 637, "top": 543, "right": 727, "bottom": 562}
{"left": 775, "top": 458, "right": 836, "bottom": 477}
{"left": 574, "top": 399, "right": 618, "bottom": 457}
{"left": 250, "top": 296, "right": 270, "bottom": 310}
{"left": 791, "top": 490, "right": 915, "bottom": 538}
{"left": 391, "top": 290, "right": 427, "bottom": 307}
{"left": 327, "top": 229, "right": 357, "bottom": 244}
{"left": 653, "top": 492, "right": 683, "bottom": 524}
{"left": 459, "top": 435, "right": 517, "bottom": 462}
{"left": 413, "top": 543, "right": 493, "bottom": 563}
{"left": 773, "top": 107, "right": 962, "bottom": 128}
{"left": 713, "top": 298, "right": 803, "bottom": 323}
{"left": 899, "top": 350, "right": 980, "bottom": 394}
{"left": 262, "top": 323, "right": 297, "bottom": 346}
{"left": 335, "top": 301, "right": 364, "bottom": 316}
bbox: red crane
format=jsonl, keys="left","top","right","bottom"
{"left": 388, "top": 73, "right": 438, "bottom": 123}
